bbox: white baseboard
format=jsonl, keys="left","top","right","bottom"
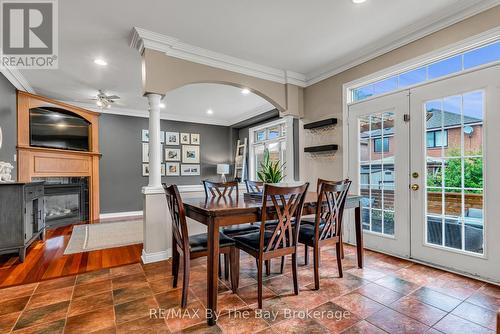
{"left": 141, "top": 249, "right": 172, "bottom": 264}
{"left": 99, "top": 211, "right": 143, "bottom": 220}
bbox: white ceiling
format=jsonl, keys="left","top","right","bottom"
{"left": 15, "top": 0, "right": 497, "bottom": 125}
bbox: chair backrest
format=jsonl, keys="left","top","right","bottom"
{"left": 203, "top": 180, "right": 239, "bottom": 198}
{"left": 260, "top": 183, "right": 310, "bottom": 253}
{"left": 163, "top": 184, "right": 189, "bottom": 253}
{"left": 314, "top": 179, "right": 351, "bottom": 241}
{"left": 245, "top": 180, "right": 264, "bottom": 193}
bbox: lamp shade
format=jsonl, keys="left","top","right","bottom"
{"left": 217, "top": 164, "right": 229, "bottom": 174}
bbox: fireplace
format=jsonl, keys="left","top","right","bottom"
{"left": 33, "top": 177, "right": 89, "bottom": 228}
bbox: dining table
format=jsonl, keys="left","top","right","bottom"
{"left": 183, "top": 192, "right": 363, "bottom": 325}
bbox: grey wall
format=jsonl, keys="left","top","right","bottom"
{"left": 0, "top": 74, "right": 17, "bottom": 180}
{"left": 99, "top": 113, "right": 232, "bottom": 213}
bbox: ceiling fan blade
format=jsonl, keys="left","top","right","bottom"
{"left": 106, "top": 95, "right": 120, "bottom": 100}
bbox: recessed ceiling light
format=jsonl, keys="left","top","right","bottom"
{"left": 159, "top": 103, "right": 166, "bottom": 108}
{"left": 241, "top": 88, "right": 250, "bottom": 95}
{"left": 96, "top": 100, "right": 103, "bottom": 107}
{"left": 352, "top": 0, "right": 367, "bottom": 3}
{"left": 94, "top": 58, "right": 107, "bottom": 66}
{"left": 206, "top": 109, "right": 214, "bottom": 115}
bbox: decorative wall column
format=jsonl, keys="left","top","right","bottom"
{"left": 141, "top": 93, "right": 171, "bottom": 263}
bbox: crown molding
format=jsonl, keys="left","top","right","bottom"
{"left": 130, "top": 27, "right": 308, "bottom": 88}
{"left": 0, "top": 67, "right": 35, "bottom": 93}
{"left": 304, "top": 0, "right": 500, "bottom": 86}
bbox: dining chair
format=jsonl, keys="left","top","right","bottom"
{"left": 203, "top": 180, "right": 239, "bottom": 198}
{"left": 164, "top": 184, "right": 239, "bottom": 308}
{"left": 232, "top": 183, "right": 309, "bottom": 308}
{"left": 298, "top": 180, "right": 351, "bottom": 290}
{"left": 303, "top": 178, "right": 345, "bottom": 265}
{"left": 245, "top": 179, "right": 263, "bottom": 193}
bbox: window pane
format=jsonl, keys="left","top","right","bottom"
{"left": 435, "top": 130, "right": 447, "bottom": 147}
{"left": 443, "top": 95, "right": 462, "bottom": 157}
{"left": 256, "top": 130, "right": 266, "bottom": 142}
{"left": 465, "top": 218, "right": 483, "bottom": 253}
{"left": 463, "top": 91, "right": 483, "bottom": 155}
{"left": 399, "top": 67, "right": 426, "bottom": 87}
{"left": 372, "top": 76, "right": 398, "bottom": 95}
{"left": 428, "top": 55, "right": 462, "bottom": 80}
{"left": 353, "top": 84, "right": 374, "bottom": 101}
{"left": 464, "top": 41, "right": 500, "bottom": 69}
{"left": 371, "top": 209, "right": 382, "bottom": 233}
{"left": 427, "top": 132, "right": 435, "bottom": 148}
{"left": 268, "top": 126, "right": 280, "bottom": 140}
{"left": 427, "top": 216, "right": 443, "bottom": 246}
{"left": 254, "top": 145, "right": 265, "bottom": 179}
{"left": 444, "top": 218, "right": 462, "bottom": 250}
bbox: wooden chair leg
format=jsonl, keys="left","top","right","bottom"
{"left": 291, "top": 253, "right": 299, "bottom": 295}
{"left": 229, "top": 247, "right": 240, "bottom": 293}
{"left": 313, "top": 245, "right": 320, "bottom": 290}
{"left": 336, "top": 242, "right": 343, "bottom": 278}
{"left": 218, "top": 254, "right": 222, "bottom": 278}
{"left": 304, "top": 245, "right": 309, "bottom": 265}
{"left": 172, "top": 246, "right": 180, "bottom": 288}
{"left": 224, "top": 254, "right": 230, "bottom": 280}
{"left": 257, "top": 258, "right": 264, "bottom": 309}
{"left": 340, "top": 235, "right": 345, "bottom": 259}
{"left": 265, "top": 260, "right": 270, "bottom": 276}
{"left": 181, "top": 254, "right": 190, "bottom": 308}
{"left": 280, "top": 256, "right": 285, "bottom": 274}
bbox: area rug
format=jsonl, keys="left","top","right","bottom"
{"left": 64, "top": 220, "right": 143, "bottom": 254}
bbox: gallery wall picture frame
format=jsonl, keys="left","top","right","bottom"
{"left": 166, "top": 162, "right": 180, "bottom": 176}
{"left": 181, "top": 164, "right": 200, "bottom": 176}
{"left": 142, "top": 129, "right": 149, "bottom": 142}
{"left": 165, "top": 148, "right": 180, "bottom": 161}
{"left": 180, "top": 133, "right": 190, "bottom": 144}
{"left": 161, "top": 163, "right": 166, "bottom": 176}
{"left": 165, "top": 132, "right": 180, "bottom": 145}
{"left": 142, "top": 163, "right": 149, "bottom": 176}
{"left": 182, "top": 145, "right": 200, "bottom": 163}
{"left": 191, "top": 133, "right": 200, "bottom": 145}
{"left": 142, "top": 142, "right": 149, "bottom": 163}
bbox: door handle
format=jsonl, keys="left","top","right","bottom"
{"left": 411, "top": 184, "right": 419, "bottom": 191}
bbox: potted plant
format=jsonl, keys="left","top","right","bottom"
{"left": 257, "top": 148, "right": 285, "bottom": 184}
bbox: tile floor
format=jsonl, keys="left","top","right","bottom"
{"left": 0, "top": 244, "right": 498, "bottom": 333}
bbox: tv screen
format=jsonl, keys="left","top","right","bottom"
{"left": 29, "top": 107, "right": 90, "bottom": 151}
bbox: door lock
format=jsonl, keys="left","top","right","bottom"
{"left": 411, "top": 184, "right": 419, "bottom": 191}
{"left": 412, "top": 172, "right": 419, "bottom": 178}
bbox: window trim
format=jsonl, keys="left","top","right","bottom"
{"left": 248, "top": 116, "right": 295, "bottom": 182}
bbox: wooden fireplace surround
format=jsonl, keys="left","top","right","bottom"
{"left": 17, "top": 91, "right": 101, "bottom": 221}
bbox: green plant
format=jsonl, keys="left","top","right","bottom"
{"left": 257, "top": 148, "right": 285, "bottom": 183}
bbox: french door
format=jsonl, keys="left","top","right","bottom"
{"left": 410, "top": 65, "right": 500, "bottom": 281}
{"left": 348, "top": 91, "right": 410, "bottom": 257}
{"left": 348, "top": 65, "right": 500, "bottom": 282}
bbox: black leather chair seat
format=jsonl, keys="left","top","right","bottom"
{"left": 222, "top": 223, "right": 261, "bottom": 236}
{"left": 189, "top": 232, "right": 235, "bottom": 253}
{"left": 298, "top": 222, "right": 327, "bottom": 244}
{"left": 233, "top": 230, "right": 275, "bottom": 251}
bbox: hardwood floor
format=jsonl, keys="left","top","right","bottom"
{"left": 0, "top": 222, "right": 142, "bottom": 288}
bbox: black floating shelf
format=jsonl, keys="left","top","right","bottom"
{"left": 304, "top": 144, "right": 338, "bottom": 153}
{"left": 304, "top": 118, "right": 338, "bottom": 130}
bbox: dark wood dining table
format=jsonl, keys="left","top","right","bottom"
{"left": 183, "top": 192, "right": 363, "bottom": 325}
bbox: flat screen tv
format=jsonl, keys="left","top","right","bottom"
{"left": 29, "top": 107, "right": 90, "bottom": 151}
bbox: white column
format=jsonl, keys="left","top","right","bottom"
{"left": 146, "top": 93, "right": 162, "bottom": 189}
{"left": 141, "top": 93, "right": 171, "bottom": 264}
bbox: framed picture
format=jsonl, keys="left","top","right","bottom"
{"left": 160, "top": 131, "right": 165, "bottom": 143}
{"left": 165, "top": 148, "right": 180, "bottom": 161}
{"left": 141, "top": 129, "right": 149, "bottom": 142}
{"left": 142, "top": 163, "right": 149, "bottom": 176}
{"left": 182, "top": 145, "right": 200, "bottom": 163}
{"left": 165, "top": 132, "right": 179, "bottom": 145}
{"left": 161, "top": 163, "right": 166, "bottom": 176}
{"left": 181, "top": 164, "right": 200, "bottom": 176}
{"left": 165, "top": 162, "right": 180, "bottom": 176}
{"left": 191, "top": 133, "right": 200, "bottom": 145}
{"left": 142, "top": 143, "right": 149, "bottom": 162}
{"left": 180, "top": 133, "right": 190, "bottom": 144}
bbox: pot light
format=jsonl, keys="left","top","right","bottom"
{"left": 352, "top": 0, "right": 367, "bottom": 3}
{"left": 206, "top": 109, "right": 214, "bottom": 115}
{"left": 159, "top": 103, "right": 166, "bottom": 108}
{"left": 94, "top": 58, "right": 107, "bottom": 66}
{"left": 241, "top": 88, "right": 250, "bottom": 95}
{"left": 96, "top": 100, "right": 103, "bottom": 107}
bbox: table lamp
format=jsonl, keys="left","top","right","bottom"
{"left": 217, "top": 164, "right": 230, "bottom": 182}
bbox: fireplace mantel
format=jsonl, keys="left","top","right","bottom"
{"left": 16, "top": 91, "right": 101, "bottom": 221}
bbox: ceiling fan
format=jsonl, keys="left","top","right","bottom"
{"left": 92, "top": 90, "right": 120, "bottom": 109}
